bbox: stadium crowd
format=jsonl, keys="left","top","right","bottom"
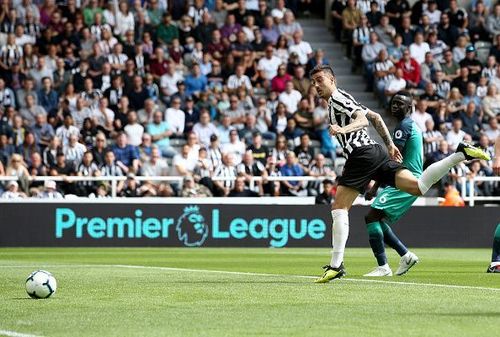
{"left": 332, "top": 0, "right": 499, "bottom": 198}
{"left": 0, "top": 0, "right": 338, "bottom": 199}
{"left": 0, "top": 0, "right": 496, "bottom": 200}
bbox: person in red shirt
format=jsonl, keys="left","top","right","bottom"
{"left": 396, "top": 49, "right": 421, "bottom": 89}
{"left": 271, "top": 64, "right": 292, "bottom": 93}
{"left": 149, "top": 47, "right": 170, "bottom": 81}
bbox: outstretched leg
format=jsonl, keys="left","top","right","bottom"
{"left": 396, "top": 143, "right": 491, "bottom": 196}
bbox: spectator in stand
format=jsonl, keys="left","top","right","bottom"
{"left": 374, "top": 15, "right": 396, "bottom": 48}
{"left": 384, "top": 68, "right": 406, "bottom": 102}
{"left": 460, "top": 45, "right": 482, "bottom": 83}
{"left": 342, "top": 0, "right": 363, "bottom": 59}
{"left": 315, "top": 178, "right": 335, "bottom": 205}
{"left": 111, "top": 132, "right": 139, "bottom": 174}
{"left": 271, "top": 64, "right": 292, "bottom": 93}
{"left": 486, "top": 3, "right": 500, "bottom": 38}
{"left": 228, "top": 175, "right": 259, "bottom": 197}
{"left": 411, "top": 100, "right": 433, "bottom": 132}
{"left": 438, "top": 12, "right": 459, "bottom": 48}
{"left": 193, "top": 109, "right": 218, "bottom": 147}
{"left": 423, "top": 119, "right": 444, "bottom": 161}
{"left": 460, "top": 102, "right": 482, "bottom": 141}
{"left": 362, "top": 31, "right": 386, "bottom": 90}
{"left": 236, "top": 150, "right": 267, "bottom": 195}
{"left": 147, "top": 111, "right": 176, "bottom": 158}
{"left": 279, "top": 80, "right": 302, "bottom": 113}
{"left": 484, "top": 117, "right": 499, "bottom": 145}
{"left": 1, "top": 181, "right": 27, "bottom": 199}
{"left": 385, "top": 0, "right": 411, "bottom": 29}
{"left": 213, "top": 152, "right": 237, "bottom": 196}
{"left": 181, "top": 174, "right": 212, "bottom": 197}
{"left": 280, "top": 151, "right": 307, "bottom": 196}
{"left": 222, "top": 129, "right": 246, "bottom": 164}
{"left": 446, "top": 118, "right": 466, "bottom": 151}
{"left": 38, "top": 180, "right": 64, "bottom": 199}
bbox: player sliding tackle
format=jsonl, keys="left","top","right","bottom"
{"left": 309, "top": 65, "right": 491, "bottom": 283}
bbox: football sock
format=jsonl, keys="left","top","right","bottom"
{"left": 491, "top": 223, "right": 500, "bottom": 263}
{"left": 380, "top": 222, "right": 408, "bottom": 257}
{"left": 330, "top": 209, "right": 349, "bottom": 268}
{"left": 417, "top": 152, "right": 465, "bottom": 194}
{"left": 366, "top": 221, "right": 387, "bottom": 266}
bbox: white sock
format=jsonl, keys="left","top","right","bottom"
{"left": 417, "top": 152, "right": 465, "bottom": 194}
{"left": 330, "top": 209, "right": 349, "bottom": 268}
{"left": 491, "top": 262, "right": 500, "bottom": 267}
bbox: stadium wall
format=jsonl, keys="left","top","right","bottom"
{"left": 0, "top": 202, "right": 498, "bottom": 248}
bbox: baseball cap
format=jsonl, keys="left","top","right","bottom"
{"left": 466, "top": 45, "right": 476, "bottom": 53}
{"left": 45, "top": 180, "right": 56, "bottom": 189}
{"left": 176, "top": 80, "right": 185, "bottom": 86}
{"left": 7, "top": 180, "right": 18, "bottom": 188}
{"left": 210, "top": 134, "right": 218, "bottom": 142}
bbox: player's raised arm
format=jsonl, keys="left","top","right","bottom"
{"left": 328, "top": 110, "right": 368, "bottom": 135}
{"left": 366, "top": 110, "right": 402, "bottom": 162}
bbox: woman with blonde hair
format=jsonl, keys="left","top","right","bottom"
{"left": 5, "top": 154, "right": 30, "bottom": 192}
{"left": 482, "top": 84, "right": 500, "bottom": 119}
{"left": 447, "top": 87, "right": 466, "bottom": 119}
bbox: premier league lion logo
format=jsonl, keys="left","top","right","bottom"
{"left": 176, "top": 206, "right": 209, "bottom": 247}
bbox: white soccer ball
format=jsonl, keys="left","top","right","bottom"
{"left": 25, "top": 270, "right": 57, "bottom": 299}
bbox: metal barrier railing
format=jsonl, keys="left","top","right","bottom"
{"left": 0, "top": 175, "right": 498, "bottom": 205}
{"left": 460, "top": 176, "right": 500, "bottom": 206}
{"left": 0, "top": 175, "right": 332, "bottom": 197}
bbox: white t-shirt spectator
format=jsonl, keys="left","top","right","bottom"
{"left": 288, "top": 41, "right": 313, "bottom": 65}
{"left": 160, "top": 72, "right": 183, "bottom": 96}
{"left": 227, "top": 74, "right": 253, "bottom": 91}
{"left": 410, "top": 111, "right": 433, "bottom": 132}
{"left": 257, "top": 56, "right": 282, "bottom": 80}
{"left": 279, "top": 89, "right": 302, "bottom": 113}
{"left": 124, "top": 123, "right": 144, "bottom": 146}
{"left": 222, "top": 141, "right": 246, "bottom": 164}
{"left": 165, "top": 107, "right": 185, "bottom": 134}
{"left": 172, "top": 154, "right": 197, "bottom": 176}
{"left": 386, "top": 77, "right": 407, "bottom": 94}
{"left": 193, "top": 123, "right": 219, "bottom": 146}
{"left": 446, "top": 129, "right": 466, "bottom": 150}
{"left": 409, "top": 42, "right": 430, "bottom": 64}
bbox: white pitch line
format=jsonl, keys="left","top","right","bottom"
{"left": 2, "top": 264, "right": 500, "bottom": 292}
{"left": 0, "top": 330, "right": 43, "bottom": 337}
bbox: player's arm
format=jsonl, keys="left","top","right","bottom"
{"left": 366, "top": 110, "right": 403, "bottom": 162}
{"left": 329, "top": 110, "right": 368, "bottom": 135}
{"left": 493, "top": 135, "right": 500, "bottom": 176}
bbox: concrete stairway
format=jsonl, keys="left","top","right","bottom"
{"left": 299, "top": 18, "right": 395, "bottom": 143}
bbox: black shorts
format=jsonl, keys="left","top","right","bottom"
{"left": 338, "top": 144, "right": 404, "bottom": 193}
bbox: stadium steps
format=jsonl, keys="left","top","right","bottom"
{"left": 299, "top": 18, "right": 397, "bottom": 143}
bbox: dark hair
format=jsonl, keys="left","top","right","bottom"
{"left": 309, "top": 64, "right": 335, "bottom": 79}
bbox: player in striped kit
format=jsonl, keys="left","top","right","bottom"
{"left": 310, "top": 65, "right": 490, "bottom": 283}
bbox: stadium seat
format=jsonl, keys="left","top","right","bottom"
{"left": 475, "top": 41, "right": 492, "bottom": 64}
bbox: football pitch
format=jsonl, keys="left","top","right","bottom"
{"left": 1, "top": 248, "right": 499, "bottom": 337}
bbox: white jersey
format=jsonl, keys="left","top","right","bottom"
{"left": 328, "top": 88, "right": 376, "bottom": 154}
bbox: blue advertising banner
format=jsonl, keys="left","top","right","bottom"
{"left": 0, "top": 203, "right": 498, "bottom": 247}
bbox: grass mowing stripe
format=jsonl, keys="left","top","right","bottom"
{"left": 0, "top": 330, "right": 43, "bottom": 337}
{"left": 3, "top": 263, "right": 500, "bottom": 292}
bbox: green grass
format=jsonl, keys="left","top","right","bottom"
{"left": 0, "top": 248, "right": 499, "bottom": 337}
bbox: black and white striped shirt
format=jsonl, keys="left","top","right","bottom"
{"left": 214, "top": 164, "right": 237, "bottom": 189}
{"left": 422, "top": 130, "right": 442, "bottom": 156}
{"left": 327, "top": 88, "right": 375, "bottom": 154}
{"left": 374, "top": 60, "right": 394, "bottom": 84}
